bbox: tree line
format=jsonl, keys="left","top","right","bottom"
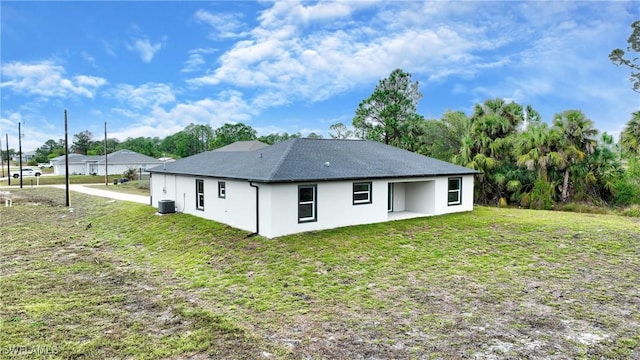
{"left": 31, "top": 123, "right": 324, "bottom": 163}
{"left": 344, "top": 67, "right": 640, "bottom": 208}
{"left": 29, "top": 83, "right": 639, "bottom": 209}
{"left": 27, "top": 68, "right": 640, "bottom": 209}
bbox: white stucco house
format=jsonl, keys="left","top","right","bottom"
{"left": 51, "top": 150, "right": 163, "bottom": 176}
{"left": 12, "top": 151, "right": 36, "bottom": 163}
{"left": 147, "top": 139, "right": 479, "bottom": 238}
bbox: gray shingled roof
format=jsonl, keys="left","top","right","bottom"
{"left": 51, "top": 150, "right": 162, "bottom": 165}
{"left": 50, "top": 153, "right": 99, "bottom": 164}
{"left": 97, "top": 150, "right": 163, "bottom": 165}
{"left": 147, "top": 138, "right": 478, "bottom": 183}
{"left": 214, "top": 140, "right": 269, "bottom": 152}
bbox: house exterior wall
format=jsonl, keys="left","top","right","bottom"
{"left": 97, "top": 164, "right": 151, "bottom": 176}
{"left": 404, "top": 181, "right": 435, "bottom": 214}
{"left": 55, "top": 162, "right": 160, "bottom": 176}
{"left": 150, "top": 174, "right": 257, "bottom": 233}
{"left": 461, "top": 175, "right": 475, "bottom": 212}
{"left": 261, "top": 175, "right": 473, "bottom": 238}
{"left": 12, "top": 152, "right": 35, "bottom": 162}
{"left": 150, "top": 173, "right": 475, "bottom": 239}
{"left": 150, "top": 172, "right": 177, "bottom": 208}
{"left": 262, "top": 180, "right": 389, "bottom": 238}
{"left": 53, "top": 163, "right": 87, "bottom": 175}
{"left": 392, "top": 182, "right": 406, "bottom": 212}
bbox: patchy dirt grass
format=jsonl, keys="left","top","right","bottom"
{"left": 0, "top": 188, "right": 293, "bottom": 359}
{"left": 1, "top": 187, "right": 639, "bottom": 359}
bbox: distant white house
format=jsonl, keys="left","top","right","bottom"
{"left": 11, "top": 151, "right": 36, "bottom": 163}
{"left": 147, "top": 139, "right": 478, "bottom": 238}
{"left": 51, "top": 150, "right": 163, "bottom": 176}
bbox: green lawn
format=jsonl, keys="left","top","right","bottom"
{"left": 1, "top": 188, "right": 638, "bottom": 359}
{"left": 0, "top": 175, "right": 121, "bottom": 187}
{"left": 86, "top": 181, "right": 150, "bottom": 196}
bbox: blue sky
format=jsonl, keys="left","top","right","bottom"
{"left": 1, "top": 1, "right": 639, "bottom": 152}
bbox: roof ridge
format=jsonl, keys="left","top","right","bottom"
{"left": 265, "top": 139, "right": 297, "bottom": 181}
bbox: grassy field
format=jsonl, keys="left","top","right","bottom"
{"left": 1, "top": 188, "right": 638, "bottom": 359}
{"left": 86, "top": 181, "right": 151, "bottom": 196}
{"left": 0, "top": 175, "right": 121, "bottom": 187}
{"left": 1, "top": 174, "right": 150, "bottom": 196}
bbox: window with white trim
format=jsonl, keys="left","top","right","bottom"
{"left": 218, "top": 181, "right": 226, "bottom": 199}
{"left": 298, "top": 185, "right": 317, "bottom": 223}
{"left": 196, "top": 179, "right": 205, "bottom": 210}
{"left": 447, "top": 177, "right": 462, "bottom": 206}
{"left": 353, "top": 182, "right": 372, "bottom": 205}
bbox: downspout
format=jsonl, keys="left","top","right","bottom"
{"left": 248, "top": 181, "right": 259, "bottom": 237}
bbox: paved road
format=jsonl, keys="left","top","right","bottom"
{"left": 50, "top": 184, "right": 150, "bottom": 205}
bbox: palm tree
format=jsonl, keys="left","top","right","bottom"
{"left": 552, "top": 110, "right": 598, "bottom": 202}
{"left": 515, "top": 122, "right": 556, "bottom": 180}
{"left": 472, "top": 98, "right": 525, "bottom": 138}
{"left": 588, "top": 133, "right": 625, "bottom": 203}
{"left": 621, "top": 111, "right": 640, "bottom": 155}
{"left": 514, "top": 122, "right": 564, "bottom": 208}
{"left": 450, "top": 98, "right": 529, "bottom": 205}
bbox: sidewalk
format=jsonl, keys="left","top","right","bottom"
{"left": 50, "top": 184, "right": 150, "bottom": 205}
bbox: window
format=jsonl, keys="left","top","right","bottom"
{"left": 448, "top": 177, "right": 462, "bottom": 206}
{"left": 353, "top": 182, "right": 372, "bottom": 205}
{"left": 196, "top": 179, "right": 205, "bottom": 210}
{"left": 218, "top": 181, "right": 226, "bottom": 199}
{"left": 298, "top": 185, "right": 317, "bottom": 223}
{"left": 387, "top": 183, "right": 394, "bottom": 212}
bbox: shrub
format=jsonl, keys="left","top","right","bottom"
{"left": 136, "top": 180, "right": 150, "bottom": 190}
{"left": 619, "top": 205, "right": 640, "bottom": 217}
{"left": 613, "top": 158, "right": 640, "bottom": 206}
{"left": 529, "top": 179, "right": 554, "bottom": 210}
{"left": 560, "top": 202, "right": 610, "bottom": 215}
{"left": 122, "top": 167, "right": 138, "bottom": 181}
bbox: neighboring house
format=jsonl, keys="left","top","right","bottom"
{"left": 51, "top": 153, "right": 92, "bottom": 175}
{"left": 51, "top": 150, "right": 163, "bottom": 175}
{"left": 12, "top": 151, "right": 36, "bottom": 163}
{"left": 214, "top": 140, "right": 270, "bottom": 152}
{"left": 148, "top": 139, "right": 479, "bottom": 238}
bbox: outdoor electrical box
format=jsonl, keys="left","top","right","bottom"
{"left": 158, "top": 200, "right": 175, "bottom": 214}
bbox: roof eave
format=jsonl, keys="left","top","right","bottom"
{"left": 148, "top": 170, "right": 480, "bottom": 183}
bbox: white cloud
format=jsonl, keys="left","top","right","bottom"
{"left": 194, "top": 9, "right": 248, "bottom": 39}
{"left": 126, "top": 36, "right": 165, "bottom": 63}
{"left": 0, "top": 60, "right": 107, "bottom": 98}
{"left": 185, "top": 0, "right": 528, "bottom": 112}
{"left": 257, "top": 0, "right": 356, "bottom": 28}
{"left": 219, "top": 1, "right": 634, "bottom": 135}
{"left": 109, "top": 91, "right": 258, "bottom": 141}
{"left": 107, "top": 83, "right": 176, "bottom": 109}
{"left": 0, "top": 111, "right": 60, "bottom": 151}
{"left": 182, "top": 48, "right": 217, "bottom": 73}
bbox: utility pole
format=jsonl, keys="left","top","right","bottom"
{"left": 0, "top": 128, "right": 3, "bottom": 178}
{"left": 104, "top": 121, "right": 108, "bottom": 185}
{"left": 64, "top": 110, "right": 70, "bottom": 207}
{"left": 18, "top": 122, "right": 23, "bottom": 188}
{"left": 5, "top": 134, "right": 10, "bottom": 186}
